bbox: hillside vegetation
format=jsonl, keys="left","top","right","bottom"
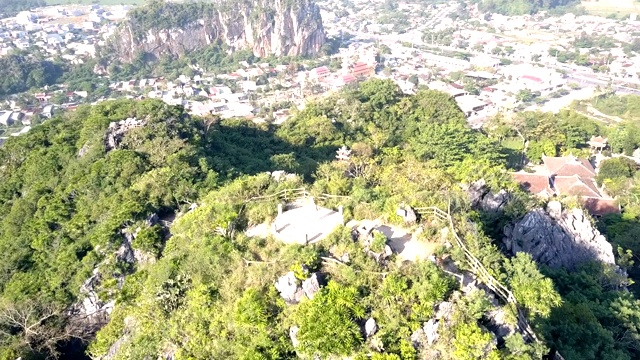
{"left": 0, "top": 80, "right": 638, "bottom": 360}
{"left": 0, "top": 54, "right": 65, "bottom": 96}
{"left": 0, "top": 0, "right": 45, "bottom": 18}
{"left": 592, "top": 94, "right": 640, "bottom": 122}
{"left": 479, "top": 0, "right": 579, "bottom": 15}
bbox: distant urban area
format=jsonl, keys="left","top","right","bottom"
{"left": 1, "top": 0, "right": 640, "bottom": 139}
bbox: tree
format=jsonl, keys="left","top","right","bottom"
{"left": 293, "top": 281, "right": 365, "bottom": 356}
{"left": 452, "top": 322, "right": 500, "bottom": 360}
{"left": 0, "top": 300, "right": 86, "bottom": 357}
{"left": 408, "top": 74, "right": 419, "bottom": 86}
{"left": 516, "top": 89, "right": 534, "bottom": 103}
{"left": 596, "top": 158, "right": 637, "bottom": 187}
{"left": 506, "top": 253, "right": 562, "bottom": 318}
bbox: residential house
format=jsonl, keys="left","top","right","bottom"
{"left": 420, "top": 53, "right": 470, "bottom": 71}
{"left": 310, "top": 66, "right": 331, "bottom": 81}
{"left": 242, "top": 81, "right": 258, "bottom": 92}
{"left": 0, "top": 111, "right": 13, "bottom": 126}
{"left": 350, "top": 62, "right": 373, "bottom": 77}
{"left": 42, "top": 105, "right": 54, "bottom": 118}
{"left": 455, "top": 95, "right": 487, "bottom": 117}
{"left": 512, "top": 172, "right": 554, "bottom": 197}
{"left": 428, "top": 81, "right": 468, "bottom": 98}
{"left": 46, "top": 34, "right": 64, "bottom": 46}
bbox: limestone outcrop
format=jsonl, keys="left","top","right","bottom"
{"left": 467, "top": 179, "right": 512, "bottom": 213}
{"left": 275, "top": 270, "right": 322, "bottom": 304}
{"left": 106, "top": 0, "right": 326, "bottom": 64}
{"left": 503, "top": 201, "right": 615, "bottom": 269}
{"left": 364, "top": 318, "right": 378, "bottom": 338}
{"left": 104, "top": 118, "right": 146, "bottom": 151}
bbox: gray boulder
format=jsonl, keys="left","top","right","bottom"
{"left": 275, "top": 272, "right": 304, "bottom": 304}
{"left": 467, "top": 179, "right": 512, "bottom": 213}
{"left": 485, "top": 308, "right": 516, "bottom": 339}
{"left": 410, "top": 327, "right": 427, "bottom": 349}
{"left": 120, "top": 228, "right": 156, "bottom": 265}
{"left": 435, "top": 302, "right": 454, "bottom": 323}
{"left": 146, "top": 213, "right": 159, "bottom": 227}
{"left": 365, "top": 317, "right": 378, "bottom": 338}
{"left": 503, "top": 202, "right": 615, "bottom": 269}
{"left": 75, "top": 270, "right": 115, "bottom": 318}
{"left": 396, "top": 204, "right": 417, "bottom": 224}
{"left": 302, "top": 273, "right": 321, "bottom": 300}
{"left": 423, "top": 319, "right": 439, "bottom": 345}
{"left": 289, "top": 326, "right": 299, "bottom": 348}
{"left": 78, "top": 143, "right": 89, "bottom": 158}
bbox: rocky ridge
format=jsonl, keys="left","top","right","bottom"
{"left": 70, "top": 214, "right": 161, "bottom": 337}
{"left": 503, "top": 201, "right": 615, "bottom": 269}
{"left": 107, "top": 0, "right": 326, "bottom": 63}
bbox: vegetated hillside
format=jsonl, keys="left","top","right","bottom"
{"left": 479, "top": 0, "right": 579, "bottom": 15}
{"left": 0, "top": 0, "right": 45, "bottom": 18}
{"left": 103, "top": 0, "right": 325, "bottom": 64}
{"left": 0, "top": 80, "right": 638, "bottom": 360}
{"left": 0, "top": 54, "right": 65, "bottom": 96}
{"left": 592, "top": 94, "right": 640, "bottom": 122}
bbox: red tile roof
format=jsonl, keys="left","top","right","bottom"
{"left": 522, "top": 75, "right": 543, "bottom": 83}
{"left": 342, "top": 74, "right": 356, "bottom": 83}
{"left": 553, "top": 175, "right": 601, "bottom": 197}
{"left": 512, "top": 172, "right": 553, "bottom": 196}
{"left": 543, "top": 156, "right": 596, "bottom": 178}
{"left": 314, "top": 66, "right": 330, "bottom": 75}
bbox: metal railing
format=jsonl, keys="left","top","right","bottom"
{"left": 244, "top": 187, "right": 351, "bottom": 204}
{"left": 414, "top": 205, "right": 539, "bottom": 343}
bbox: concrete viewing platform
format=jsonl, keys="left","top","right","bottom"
{"left": 245, "top": 197, "right": 344, "bottom": 245}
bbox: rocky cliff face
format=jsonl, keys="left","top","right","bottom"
{"left": 108, "top": 0, "right": 326, "bottom": 63}
{"left": 503, "top": 201, "right": 615, "bottom": 269}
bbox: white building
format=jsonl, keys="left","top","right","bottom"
{"left": 16, "top": 12, "right": 37, "bottom": 26}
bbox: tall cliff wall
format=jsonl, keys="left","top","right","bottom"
{"left": 503, "top": 201, "right": 616, "bottom": 269}
{"left": 106, "top": 0, "right": 326, "bottom": 63}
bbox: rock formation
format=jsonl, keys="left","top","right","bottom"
{"left": 364, "top": 318, "right": 378, "bottom": 338}
{"left": 302, "top": 273, "right": 320, "bottom": 300}
{"left": 423, "top": 319, "right": 440, "bottom": 345}
{"left": 467, "top": 179, "right": 512, "bottom": 213}
{"left": 396, "top": 204, "right": 417, "bottom": 224}
{"left": 104, "top": 118, "right": 146, "bottom": 151}
{"left": 289, "top": 326, "right": 300, "bottom": 348}
{"left": 71, "top": 269, "right": 115, "bottom": 327}
{"left": 70, "top": 215, "right": 162, "bottom": 336}
{"left": 275, "top": 272, "right": 304, "bottom": 304}
{"left": 503, "top": 201, "right": 615, "bottom": 269}
{"left": 275, "top": 270, "right": 322, "bottom": 304}
{"left": 106, "top": 0, "right": 326, "bottom": 63}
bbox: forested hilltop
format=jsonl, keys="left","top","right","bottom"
{"left": 0, "top": 80, "right": 639, "bottom": 360}
{"left": 0, "top": 0, "right": 45, "bottom": 18}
